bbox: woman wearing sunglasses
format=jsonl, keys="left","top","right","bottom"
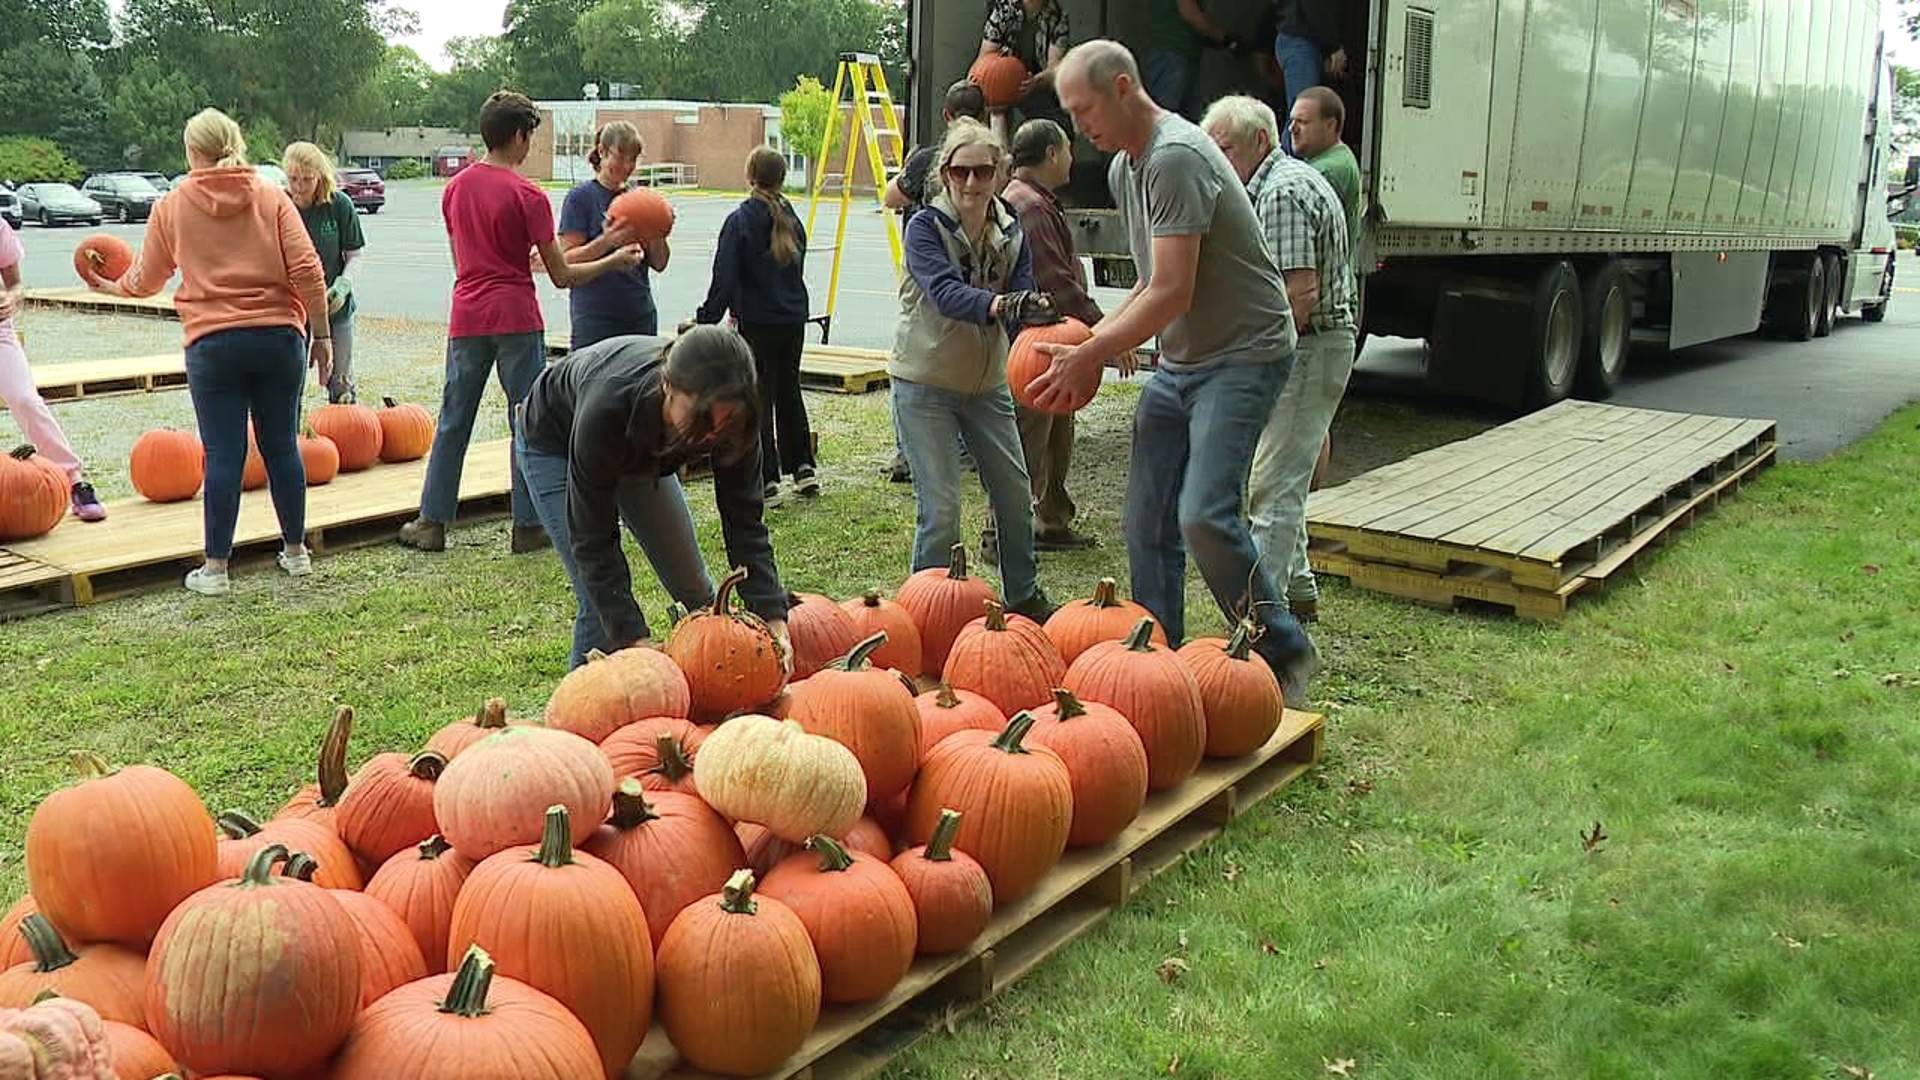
{"left": 888, "top": 117, "right": 1059, "bottom": 623}
{"left": 515, "top": 324, "right": 792, "bottom": 671}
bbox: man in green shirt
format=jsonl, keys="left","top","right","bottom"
{"left": 1142, "top": 0, "right": 1235, "bottom": 121}
{"left": 1288, "top": 85, "right": 1360, "bottom": 254}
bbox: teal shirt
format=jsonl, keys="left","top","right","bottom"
{"left": 1309, "top": 142, "right": 1362, "bottom": 257}
{"left": 1149, "top": 0, "right": 1206, "bottom": 59}
{"left": 298, "top": 191, "right": 365, "bottom": 317}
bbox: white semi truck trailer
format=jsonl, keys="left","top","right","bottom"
{"left": 907, "top": 0, "right": 1908, "bottom": 407}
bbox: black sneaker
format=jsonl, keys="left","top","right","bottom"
{"left": 887, "top": 458, "right": 911, "bottom": 483}
{"left": 764, "top": 480, "right": 781, "bottom": 501}
{"left": 794, "top": 466, "right": 820, "bottom": 497}
{"left": 1004, "top": 587, "right": 1058, "bottom": 624}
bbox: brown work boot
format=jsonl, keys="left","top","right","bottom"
{"left": 511, "top": 524, "right": 552, "bottom": 554}
{"left": 397, "top": 517, "right": 446, "bottom": 552}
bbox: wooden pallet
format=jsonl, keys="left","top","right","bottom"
{"left": 1306, "top": 400, "right": 1777, "bottom": 591}
{"left": 628, "top": 709, "right": 1325, "bottom": 1080}
{"left": 22, "top": 287, "right": 178, "bottom": 318}
{"left": 32, "top": 353, "right": 188, "bottom": 402}
{"left": 547, "top": 335, "right": 891, "bottom": 395}
{"left": 1308, "top": 419, "right": 1776, "bottom": 620}
{"left": 0, "top": 439, "right": 512, "bottom": 615}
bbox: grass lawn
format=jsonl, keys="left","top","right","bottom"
{"left": 3, "top": 312, "right": 1917, "bottom": 1078}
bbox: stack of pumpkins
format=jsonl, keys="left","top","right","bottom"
{"left": 121, "top": 398, "right": 437, "bottom": 509}
{"left": 0, "top": 549, "right": 1286, "bottom": 1079}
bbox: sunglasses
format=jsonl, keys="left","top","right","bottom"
{"left": 944, "top": 163, "right": 997, "bottom": 184}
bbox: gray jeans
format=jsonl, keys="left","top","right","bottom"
{"left": 325, "top": 308, "right": 355, "bottom": 404}
{"left": 1248, "top": 326, "right": 1357, "bottom": 606}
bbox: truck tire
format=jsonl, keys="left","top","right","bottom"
{"left": 1527, "top": 261, "right": 1581, "bottom": 406}
{"left": 1814, "top": 252, "right": 1839, "bottom": 337}
{"left": 1862, "top": 257, "right": 1892, "bottom": 323}
{"left": 1782, "top": 257, "right": 1822, "bottom": 342}
{"left": 1575, "top": 260, "right": 1631, "bottom": 399}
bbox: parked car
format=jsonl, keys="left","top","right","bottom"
{"left": 133, "top": 171, "right": 172, "bottom": 191}
{"left": 81, "top": 173, "right": 163, "bottom": 223}
{"left": 15, "top": 183, "right": 102, "bottom": 227}
{"left": 337, "top": 167, "right": 384, "bottom": 213}
{"left": 0, "top": 185, "right": 20, "bottom": 230}
{"left": 254, "top": 163, "right": 289, "bottom": 189}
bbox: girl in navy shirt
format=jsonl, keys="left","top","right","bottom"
{"left": 558, "top": 121, "right": 671, "bottom": 348}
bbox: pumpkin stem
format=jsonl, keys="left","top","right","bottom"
{"left": 982, "top": 599, "right": 1007, "bottom": 632}
{"left": 1090, "top": 577, "right": 1121, "bottom": 609}
{"left": 712, "top": 566, "right": 749, "bottom": 614}
{"left": 1122, "top": 616, "right": 1159, "bottom": 652}
{"left": 1049, "top": 687, "right": 1088, "bottom": 720}
{"left": 409, "top": 750, "right": 448, "bottom": 782}
{"left": 933, "top": 683, "right": 961, "bottom": 709}
{"left": 608, "top": 778, "right": 660, "bottom": 829}
{"left": 586, "top": 649, "right": 610, "bottom": 664}
{"left": 383, "top": 396, "right": 400, "bottom": 408}
{"left": 68, "top": 751, "right": 113, "bottom": 780}
{"left": 925, "top": 809, "right": 964, "bottom": 862}
{"left": 438, "top": 945, "right": 498, "bottom": 1018}
{"left": 835, "top": 631, "right": 889, "bottom": 672}
{"left": 240, "top": 843, "right": 292, "bottom": 886}
{"left": 476, "top": 698, "right": 509, "bottom": 729}
{"left": 649, "top": 734, "right": 693, "bottom": 784}
{"left": 18, "top": 914, "right": 78, "bottom": 973}
{"left": 894, "top": 671, "right": 920, "bottom": 697}
{"left": 215, "top": 810, "right": 265, "bottom": 839}
{"left": 719, "top": 868, "right": 760, "bottom": 915}
{"left": 317, "top": 705, "right": 354, "bottom": 807}
{"left": 282, "top": 852, "right": 320, "bottom": 881}
{"left": 417, "top": 835, "right": 453, "bottom": 860}
{"left": 30, "top": 988, "right": 60, "bottom": 1005}
{"left": 947, "top": 543, "right": 971, "bottom": 580}
{"left": 806, "top": 834, "right": 855, "bottom": 872}
{"left": 861, "top": 589, "right": 885, "bottom": 608}
{"left": 9, "top": 444, "right": 39, "bottom": 461}
{"left": 991, "top": 711, "right": 1038, "bottom": 754}
{"left": 533, "top": 805, "right": 575, "bottom": 869}
{"left": 1225, "top": 619, "right": 1257, "bottom": 661}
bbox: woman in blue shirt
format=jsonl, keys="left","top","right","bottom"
{"left": 558, "top": 121, "right": 670, "bottom": 348}
{"left": 694, "top": 146, "right": 816, "bottom": 499}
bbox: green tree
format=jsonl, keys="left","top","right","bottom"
{"left": 1895, "top": 64, "right": 1920, "bottom": 165}
{"left": 420, "top": 35, "right": 511, "bottom": 129}
{"left": 107, "top": 57, "right": 206, "bottom": 174}
{"left": 504, "top": 0, "right": 594, "bottom": 100}
{"left": 574, "top": 0, "right": 686, "bottom": 97}
{"left": 0, "top": 0, "right": 109, "bottom": 53}
{"left": 0, "top": 136, "right": 84, "bottom": 184}
{"left": 0, "top": 43, "right": 115, "bottom": 169}
{"left": 779, "top": 75, "right": 837, "bottom": 165}
{"left": 675, "top": 0, "right": 899, "bottom": 103}
{"left": 352, "top": 44, "right": 436, "bottom": 128}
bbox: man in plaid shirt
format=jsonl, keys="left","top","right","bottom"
{"left": 1202, "top": 94, "right": 1355, "bottom": 623}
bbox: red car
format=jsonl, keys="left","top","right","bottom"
{"left": 338, "top": 168, "right": 385, "bottom": 214}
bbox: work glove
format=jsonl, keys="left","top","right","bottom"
{"left": 1001, "top": 289, "right": 1063, "bottom": 328}
{"left": 326, "top": 278, "right": 352, "bottom": 315}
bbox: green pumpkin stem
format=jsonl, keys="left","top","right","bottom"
{"left": 317, "top": 706, "right": 354, "bottom": 807}
{"left": 409, "top": 750, "right": 448, "bottom": 782}
{"left": 439, "top": 945, "right": 498, "bottom": 1018}
{"left": 282, "top": 852, "right": 320, "bottom": 881}
{"left": 982, "top": 599, "right": 1007, "bottom": 632}
{"left": 9, "top": 444, "right": 40, "bottom": 462}
{"left": 992, "top": 711, "right": 1038, "bottom": 754}
{"left": 926, "top": 809, "right": 964, "bottom": 862}
{"left": 19, "top": 915, "right": 78, "bottom": 973}
{"left": 476, "top": 698, "right": 509, "bottom": 729}
{"left": 1123, "top": 617, "right": 1159, "bottom": 652}
{"left": 1049, "top": 687, "right": 1087, "bottom": 720}
{"left": 861, "top": 589, "right": 885, "bottom": 607}
{"left": 534, "top": 805, "right": 575, "bottom": 868}
{"left": 608, "top": 778, "right": 660, "bottom": 829}
{"left": 383, "top": 396, "right": 401, "bottom": 409}
{"left": 806, "top": 834, "right": 855, "bottom": 872}
{"left": 1089, "top": 577, "right": 1121, "bottom": 609}
{"left": 719, "top": 868, "right": 759, "bottom": 915}
{"left": 417, "top": 835, "right": 453, "bottom": 860}
{"left": 650, "top": 734, "right": 693, "bottom": 783}
{"left": 835, "top": 631, "right": 889, "bottom": 672}
{"left": 30, "top": 988, "right": 60, "bottom": 1005}
{"left": 240, "top": 843, "right": 292, "bottom": 886}
{"left": 68, "top": 752, "right": 113, "bottom": 780}
{"left": 216, "top": 810, "right": 265, "bottom": 840}
{"left": 1225, "top": 620, "right": 1257, "bottom": 661}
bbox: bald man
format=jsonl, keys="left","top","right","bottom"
{"left": 1029, "top": 39, "right": 1318, "bottom": 700}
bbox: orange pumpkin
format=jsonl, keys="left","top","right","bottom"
{"left": 0, "top": 896, "right": 63, "bottom": 971}
{"left": 736, "top": 816, "right": 894, "bottom": 878}
{"left": 788, "top": 632, "right": 923, "bottom": 806}
{"left": 103, "top": 1019, "right": 177, "bottom": 1079}
{"left": 25, "top": 754, "right": 218, "bottom": 949}
{"left": 335, "top": 751, "right": 445, "bottom": 867}
{"left": 1025, "top": 687, "right": 1149, "bottom": 847}
{"left": 309, "top": 402, "right": 383, "bottom": 471}
{"left": 363, "top": 835, "right": 475, "bottom": 976}
{"left": 299, "top": 430, "right": 339, "bottom": 485}
{"left": 432, "top": 725, "right": 615, "bottom": 862}
{"left": 914, "top": 682, "right": 1006, "bottom": 759}
{"left": 655, "top": 870, "right": 820, "bottom": 1077}
{"left": 423, "top": 697, "right": 523, "bottom": 761}
{"left": 545, "top": 646, "right": 691, "bottom": 743}
{"left": 144, "top": 845, "right": 362, "bottom": 1077}
{"left": 274, "top": 705, "right": 354, "bottom": 829}
{"left": 839, "top": 590, "right": 924, "bottom": 675}
{"left": 1044, "top": 577, "right": 1167, "bottom": 666}
{"left": 942, "top": 600, "right": 1066, "bottom": 718}
{"left": 903, "top": 712, "right": 1073, "bottom": 905}
{"left": 128, "top": 429, "right": 204, "bottom": 503}
{"left": 239, "top": 427, "right": 267, "bottom": 492}
{"left": 0, "top": 445, "right": 69, "bottom": 542}
{"left": 375, "top": 396, "right": 435, "bottom": 463}
{"left": 968, "top": 51, "right": 1029, "bottom": 107}
{"left": 1178, "top": 619, "right": 1286, "bottom": 758}
{"left": 890, "top": 808, "right": 993, "bottom": 955}
{"left": 582, "top": 780, "right": 746, "bottom": 950}
{"left": 215, "top": 810, "right": 363, "bottom": 891}
{"left": 0, "top": 913, "right": 146, "bottom": 1027}
{"left": 665, "top": 567, "right": 787, "bottom": 723}
{"left": 73, "top": 233, "right": 133, "bottom": 283}
{"left": 784, "top": 591, "right": 864, "bottom": 680}
{"left": 319, "top": 880, "right": 430, "bottom": 1009}
{"left": 1008, "top": 317, "right": 1094, "bottom": 413}
{"left": 599, "top": 716, "right": 705, "bottom": 796}
{"left": 760, "top": 836, "right": 917, "bottom": 1004}
{"left": 895, "top": 543, "right": 998, "bottom": 676}
{"left": 608, "top": 186, "right": 675, "bottom": 241}
{"left": 329, "top": 945, "right": 603, "bottom": 1080}
{"left": 446, "top": 806, "right": 654, "bottom": 1080}
{"left": 1065, "top": 616, "right": 1208, "bottom": 791}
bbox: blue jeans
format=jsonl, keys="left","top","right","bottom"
{"left": 892, "top": 377, "right": 1039, "bottom": 605}
{"left": 514, "top": 429, "right": 717, "bottom": 669}
{"left": 418, "top": 333, "right": 544, "bottom": 528}
{"left": 184, "top": 325, "right": 307, "bottom": 560}
{"left": 570, "top": 308, "right": 658, "bottom": 351}
{"left": 1124, "top": 360, "right": 1312, "bottom": 666}
{"left": 1142, "top": 49, "right": 1201, "bottom": 120}
{"left": 324, "top": 308, "right": 356, "bottom": 404}
{"left": 1274, "top": 31, "right": 1324, "bottom": 155}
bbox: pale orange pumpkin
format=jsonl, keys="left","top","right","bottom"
{"left": 432, "top": 726, "right": 615, "bottom": 862}
{"left": 546, "top": 647, "right": 691, "bottom": 743}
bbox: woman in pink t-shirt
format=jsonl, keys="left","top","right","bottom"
{"left": 0, "top": 218, "right": 107, "bottom": 523}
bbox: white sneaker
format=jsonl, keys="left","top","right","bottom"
{"left": 278, "top": 550, "right": 312, "bottom": 577}
{"left": 184, "top": 566, "right": 230, "bottom": 596}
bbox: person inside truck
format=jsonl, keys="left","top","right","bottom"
{"left": 1141, "top": 0, "right": 1241, "bottom": 121}
{"left": 978, "top": 0, "right": 1073, "bottom": 142}
{"left": 1287, "top": 86, "right": 1360, "bottom": 254}
{"left": 1203, "top": 94, "right": 1354, "bottom": 628}
{"left": 1032, "top": 38, "right": 1318, "bottom": 702}
{"left": 1270, "top": 0, "right": 1346, "bottom": 155}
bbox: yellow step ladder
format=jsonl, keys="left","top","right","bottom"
{"left": 805, "top": 51, "right": 906, "bottom": 344}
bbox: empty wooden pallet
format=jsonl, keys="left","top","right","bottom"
{"left": 32, "top": 354, "right": 188, "bottom": 402}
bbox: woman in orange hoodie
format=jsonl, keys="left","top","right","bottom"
{"left": 85, "top": 108, "right": 331, "bottom": 596}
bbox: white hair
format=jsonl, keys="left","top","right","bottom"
{"left": 1201, "top": 95, "right": 1280, "bottom": 153}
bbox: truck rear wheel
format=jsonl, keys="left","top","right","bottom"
{"left": 1527, "top": 261, "right": 1581, "bottom": 406}
{"left": 1780, "top": 257, "right": 1823, "bottom": 342}
{"left": 1862, "top": 257, "right": 1892, "bottom": 323}
{"left": 1814, "top": 253, "right": 1839, "bottom": 337}
{"left": 1575, "top": 260, "right": 1630, "bottom": 399}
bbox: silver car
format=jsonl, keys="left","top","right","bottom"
{"left": 15, "top": 183, "right": 103, "bottom": 227}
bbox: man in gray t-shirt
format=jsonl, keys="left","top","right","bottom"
{"left": 1031, "top": 39, "right": 1317, "bottom": 698}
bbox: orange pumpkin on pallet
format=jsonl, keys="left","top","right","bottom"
{"left": 942, "top": 600, "right": 1066, "bottom": 718}
{"left": 299, "top": 429, "right": 339, "bottom": 485}
{"left": 839, "top": 589, "right": 923, "bottom": 674}
{"left": 891, "top": 808, "right": 993, "bottom": 955}
{"left": 129, "top": 429, "right": 204, "bottom": 503}
{"left": 375, "top": 396, "right": 435, "bottom": 462}
{"left": 309, "top": 402, "right": 383, "bottom": 472}
{"left": 363, "top": 835, "right": 476, "bottom": 977}
{"left": 903, "top": 711, "right": 1073, "bottom": 905}
{"left": 760, "top": 835, "right": 917, "bottom": 1004}
{"left": 913, "top": 682, "right": 1005, "bottom": 759}
{"left": 600, "top": 717, "right": 705, "bottom": 796}
{"left": 1025, "top": 688, "right": 1149, "bottom": 848}
{"left": 665, "top": 567, "right": 787, "bottom": 722}
{"left": 1178, "top": 618, "right": 1286, "bottom": 758}
{"left": 784, "top": 591, "right": 864, "bottom": 680}
{"left": 0, "top": 914, "right": 146, "bottom": 1027}
{"left": 1044, "top": 577, "right": 1167, "bottom": 666}
{"left": 895, "top": 544, "right": 997, "bottom": 676}
{"left": 1064, "top": 617, "right": 1207, "bottom": 792}
{"left": 0, "top": 445, "right": 69, "bottom": 542}
{"left": 422, "top": 697, "right": 523, "bottom": 762}
{"left": 582, "top": 780, "right": 746, "bottom": 950}
{"left": 788, "top": 632, "right": 923, "bottom": 806}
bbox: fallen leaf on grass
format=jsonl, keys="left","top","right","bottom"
{"left": 1312, "top": 957, "right": 1328, "bottom": 970}
{"left": 1221, "top": 861, "right": 1242, "bottom": 882}
{"left": 1861, "top": 565, "right": 1881, "bottom": 576}
{"left": 1156, "top": 957, "right": 1190, "bottom": 984}
{"left": 1581, "top": 821, "right": 1607, "bottom": 853}
{"left": 1347, "top": 777, "right": 1374, "bottom": 795}
{"left": 1841, "top": 1065, "right": 1875, "bottom": 1079}
{"left": 1176, "top": 930, "right": 1189, "bottom": 951}
{"left": 1324, "top": 1057, "right": 1358, "bottom": 1076}
{"left": 1166, "top": 1053, "right": 1181, "bottom": 1074}
{"left": 1832, "top": 668, "right": 1853, "bottom": 680}
{"left": 1261, "top": 940, "right": 1280, "bottom": 956}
